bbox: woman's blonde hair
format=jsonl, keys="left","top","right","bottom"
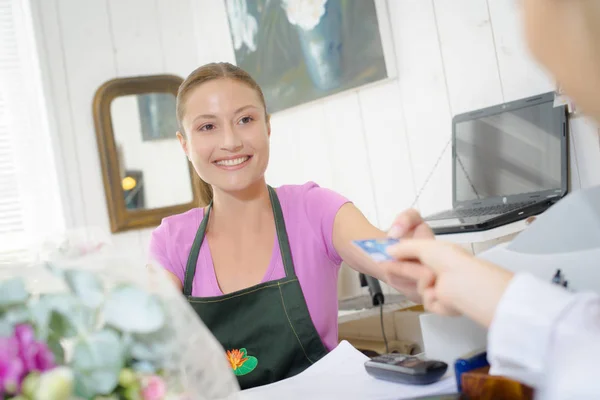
{"left": 176, "top": 62, "right": 268, "bottom": 206}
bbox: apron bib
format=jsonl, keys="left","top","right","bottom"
{"left": 183, "top": 186, "right": 329, "bottom": 389}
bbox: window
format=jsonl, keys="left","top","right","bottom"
{"left": 0, "top": 0, "right": 64, "bottom": 264}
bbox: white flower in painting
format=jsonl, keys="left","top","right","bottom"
{"left": 282, "top": 0, "right": 328, "bottom": 31}
{"left": 226, "top": 0, "right": 258, "bottom": 52}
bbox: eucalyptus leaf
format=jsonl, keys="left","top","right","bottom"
{"left": 74, "top": 370, "right": 121, "bottom": 398}
{"left": 40, "top": 293, "right": 78, "bottom": 315}
{"left": 131, "top": 360, "right": 156, "bottom": 374}
{"left": 35, "top": 294, "right": 94, "bottom": 338}
{"left": 0, "top": 319, "right": 13, "bottom": 337}
{"left": 3, "top": 304, "right": 31, "bottom": 326}
{"left": 45, "top": 262, "right": 66, "bottom": 278}
{"left": 0, "top": 277, "right": 28, "bottom": 308}
{"left": 64, "top": 270, "right": 104, "bottom": 309}
{"left": 30, "top": 299, "right": 51, "bottom": 341}
{"left": 72, "top": 329, "right": 124, "bottom": 395}
{"left": 132, "top": 321, "right": 173, "bottom": 360}
{"left": 49, "top": 310, "right": 78, "bottom": 338}
{"left": 103, "top": 286, "right": 165, "bottom": 334}
{"left": 47, "top": 334, "right": 65, "bottom": 364}
{"left": 0, "top": 304, "right": 31, "bottom": 338}
{"left": 130, "top": 325, "right": 173, "bottom": 363}
{"left": 120, "top": 332, "right": 134, "bottom": 353}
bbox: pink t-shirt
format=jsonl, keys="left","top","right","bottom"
{"left": 148, "top": 182, "right": 350, "bottom": 351}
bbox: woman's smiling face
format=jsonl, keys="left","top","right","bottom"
{"left": 178, "top": 78, "right": 271, "bottom": 196}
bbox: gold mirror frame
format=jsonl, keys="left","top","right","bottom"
{"left": 92, "top": 75, "right": 200, "bottom": 233}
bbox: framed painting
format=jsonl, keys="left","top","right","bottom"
{"left": 224, "top": 0, "right": 396, "bottom": 113}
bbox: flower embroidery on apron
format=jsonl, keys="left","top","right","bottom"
{"left": 226, "top": 348, "right": 258, "bottom": 376}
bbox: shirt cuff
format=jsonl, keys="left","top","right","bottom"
{"left": 487, "top": 272, "right": 576, "bottom": 387}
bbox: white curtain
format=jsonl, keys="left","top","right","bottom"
{"left": 0, "top": 0, "right": 63, "bottom": 264}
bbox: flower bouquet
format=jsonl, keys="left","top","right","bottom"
{"left": 0, "top": 245, "right": 239, "bottom": 400}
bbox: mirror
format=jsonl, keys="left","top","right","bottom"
{"left": 110, "top": 94, "right": 193, "bottom": 209}
{"left": 93, "top": 75, "right": 200, "bottom": 233}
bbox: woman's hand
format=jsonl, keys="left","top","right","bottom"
{"left": 387, "top": 239, "right": 514, "bottom": 328}
{"left": 332, "top": 205, "right": 436, "bottom": 303}
{"left": 380, "top": 209, "right": 436, "bottom": 303}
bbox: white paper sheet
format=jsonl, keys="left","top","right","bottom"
{"left": 239, "top": 341, "right": 457, "bottom": 400}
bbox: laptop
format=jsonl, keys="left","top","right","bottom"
{"left": 425, "top": 91, "right": 569, "bottom": 235}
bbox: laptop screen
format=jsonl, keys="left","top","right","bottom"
{"left": 454, "top": 100, "right": 564, "bottom": 203}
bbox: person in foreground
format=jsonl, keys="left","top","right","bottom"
{"left": 148, "top": 62, "right": 427, "bottom": 389}
{"left": 387, "top": 0, "right": 600, "bottom": 398}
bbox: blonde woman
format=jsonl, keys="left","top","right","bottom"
{"left": 149, "top": 62, "right": 428, "bottom": 389}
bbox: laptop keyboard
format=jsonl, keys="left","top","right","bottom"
{"left": 427, "top": 201, "right": 537, "bottom": 220}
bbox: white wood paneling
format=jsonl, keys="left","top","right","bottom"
{"left": 111, "top": 230, "right": 146, "bottom": 262}
{"left": 31, "top": 0, "right": 84, "bottom": 228}
{"left": 487, "top": 0, "right": 554, "bottom": 101}
{"left": 138, "top": 227, "right": 156, "bottom": 262}
{"left": 156, "top": 0, "right": 198, "bottom": 77}
{"left": 570, "top": 116, "right": 600, "bottom": 189}
{"left": 58, "top": 0, "right": 147, "bottom": 256}
{"left": 107, "top": 0, "right": 163, "bottom": 77}
{"left": 56, "top": 0, "right": 115, "bottom": 230}
{"left": 34, "top": 0, "right": 204, "bottom": 260}
{"left": 266, "top": 102, "right": 333, "bottom": 189}
{"left": 359, "top": 81, "right": 416, "bottom": 230}
{"left": 415, "top": 0, "right": 506, "bottom": 216}
{"left": 323, "top": 93, "right": 379, "bottom": 226}
{"left": 434, "top": 0, "right": 504, "bottom": 112}
{"left": 32, "top": 0, "right": 600, "bottom": 295}
{"left": 416, "top": 150, "right": 453, "bottom": 217}
{"left": 569, "top": 123, "right": 582, "bottom": 192}
{"left": 388, "top": 0, "right": 453, "bottom": 215}
{"left": 190, "top": 0, "right": 235, "bottom": 65}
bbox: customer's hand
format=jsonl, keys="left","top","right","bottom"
{"left": 387, "top": 239, "right": 514, "bottom": 328}
{"left": 381, "top": 209, "right": 435, "bottom": 303}
{"left": 388, "top": 209, "right": 435, "bottom": 240}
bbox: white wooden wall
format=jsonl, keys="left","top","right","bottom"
{"left": 32, "top": 0, "right": 199, "bottom": 260}
{"left": 32, "top": 0, "right": 600, "bottom": 296}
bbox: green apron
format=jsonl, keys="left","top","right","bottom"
{"left": 183, "top": 186, "right": 329, "bottom": 389}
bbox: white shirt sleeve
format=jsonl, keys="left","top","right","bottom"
{"left": 488, "top": 272, "right": 600, "bottom": 399}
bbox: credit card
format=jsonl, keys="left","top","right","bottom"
{"left": 353, "top": 238, "right": 399, "bottom": 262}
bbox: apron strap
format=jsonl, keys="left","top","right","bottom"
{"left": 182, "top": 185, "right": 296, "bottom": 296}
{"left": 268, "top": 186, "right": 295, "bottom": 278}
{"left": 183, "top": 202, "right": 211, "bottom": 296}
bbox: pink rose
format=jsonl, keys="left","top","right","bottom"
{"left": 0, "top": 336, "right": 24, "bottom": 395}
{"left": 14, "top": 324, "right": 55, "bottom": 373}
{"left": 141, "top": 375, "right": 166, "bottom": 400}
{"left": 0, "top": 324, "right": 56, "bottom": 396}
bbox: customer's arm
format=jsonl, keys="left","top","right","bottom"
{"left": 488, "top": 273, "right": 600, "bottom": 399}
{"left": 387, "top": 238, "right": 600, "bottom": 398}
